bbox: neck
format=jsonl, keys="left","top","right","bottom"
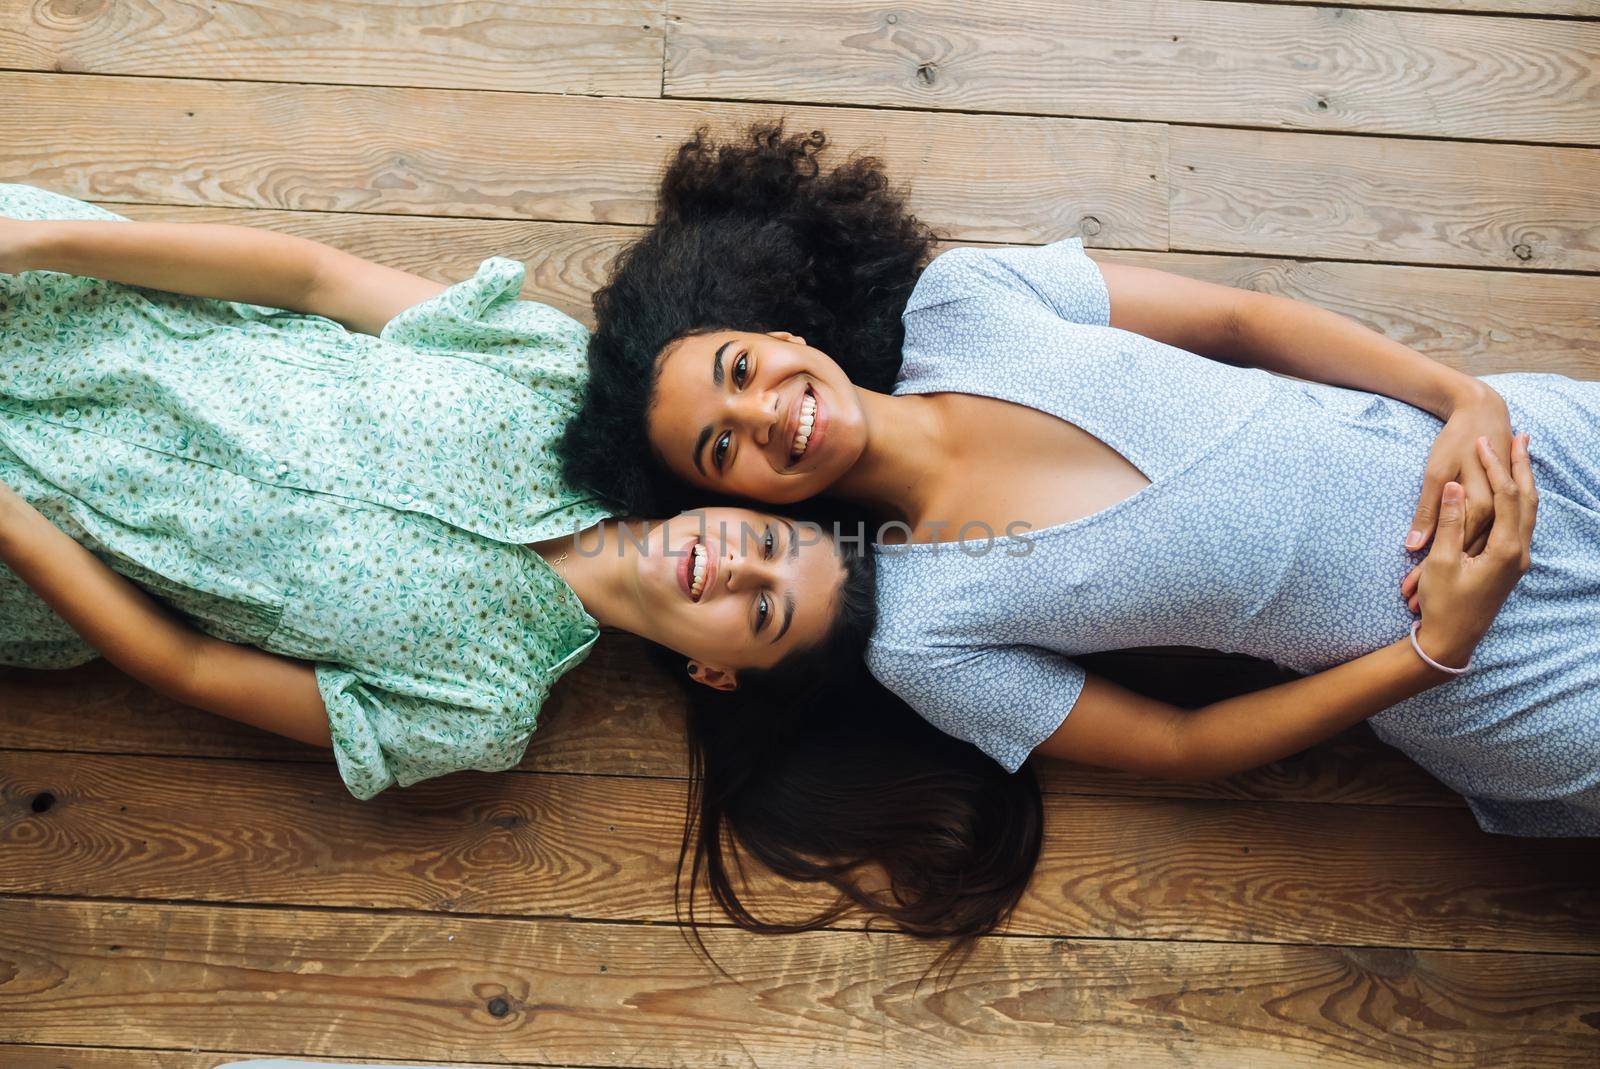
{"left": 833, "top": 389, "right": 948, "bottom": 526}
{"left": 531, "top": 518, "right": 652, "bottom": 634}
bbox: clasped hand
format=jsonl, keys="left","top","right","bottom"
{"left": 1410, "top": 433, "right": 1537, "bottom": 669}
{"left": 1400, "top": 385, "right": 1515, "bottom": 613}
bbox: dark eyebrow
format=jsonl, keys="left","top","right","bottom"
{"left": 783, "top": 519, "right": 799, "bottom": 561}
{"left": 692, "top": 425, "right": 712, "bottom": 477}
{"left": 692, "top": 341, "right": 736, "bottom": 477}
{"left": 772, "top": 590, "right": 796, "bottom": 644}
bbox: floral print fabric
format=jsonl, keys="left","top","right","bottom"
{"left": 0, "top": 184, "right": 614, "bottom": 798}
{"left": 869, "top": 238, "right": 1600, "bottom": 835}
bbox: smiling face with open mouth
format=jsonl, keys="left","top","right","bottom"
{"left": 625, "top": 507, "right": 848, "bottom": 688}
{"left": 648, "top": 330, "right": 867, "bottom": 505}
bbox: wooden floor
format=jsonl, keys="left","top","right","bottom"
{"left": 3, "top": 1, "right": 1600, "bottom": 1066}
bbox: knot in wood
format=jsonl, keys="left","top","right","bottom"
{"left": 1079, "top": 216, "right": 1103, "bottom": 237}
{"left": 487, "top": 996, "right": 511, "bottom": 1018}
{"left": 914, "top": 62, "right": 937, "bottom": 87}
{"left": 1513, "top": 243, "right": 1533, "bottom": 261}
{"left": 45, "top": 0, "right": 107, "bottom": 21}
{"left": 30, "top": 791, "right": 56, "bottom": 814}
{"left": 885, "top": 12, "right": 898, "bottom": 23}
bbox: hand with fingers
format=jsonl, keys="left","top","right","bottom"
{"left": 1408, "top": 434, "right": 1538, "bottom": 672}
{"left": 1400, "top": 385, "right": 1514, "bottom": 608}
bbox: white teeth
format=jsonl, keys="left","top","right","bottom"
{"left": 792, "top": 392, "right": 818, "bottom": 459}
{"left": 689, "top": 543, "right": 707, "bottom": 599}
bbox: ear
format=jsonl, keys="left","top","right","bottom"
{"left": 686, "top": 660, "right": 739, "bottom": 692}
{"left": 766, "top": 330, "right": 807, "bottom": 347}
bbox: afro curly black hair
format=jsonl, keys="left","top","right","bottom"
{"left": 557, "top": 121, "right": 938, "bottom": 516}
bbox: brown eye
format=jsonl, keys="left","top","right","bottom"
{"left": 733, "top": 353, "right": 750, "bottom": 388}
{"left": 755, "top": 592, "right": 771, "bottom": 631}
{"left": 763, "top": 525, "right": 775, "bottom": 560}
{"left": 713, "top": 431, "right": 731, "bottom": 470}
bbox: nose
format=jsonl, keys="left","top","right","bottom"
{"left": 727, "top": 388, "right": 781, "bottom": 448}
{"left": 720, "top": 537, "right": 776, "bottom": 594}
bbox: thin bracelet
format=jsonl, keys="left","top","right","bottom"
{"left": 1409, "top": 620, "right": 1471, "bottom": 676}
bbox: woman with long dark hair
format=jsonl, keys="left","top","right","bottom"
{"left": 0, "top": 183, "right": 872, "bottom": 799}
{"left": 561, "top": 124, "right": 1596, "bottom": 841}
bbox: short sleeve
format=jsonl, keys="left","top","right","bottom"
{"left": 867, "top": 641, "right": 1086, "bottom": 773}
{"left": 316, "top": 665, "right": 542, "bottom": 800}
{"left": 380, "top": 256, "right": 590, "bottom": 368}
{"left": 908, "top": 238, "right": 1110, "bottom": 327}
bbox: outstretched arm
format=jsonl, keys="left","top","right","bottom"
{"left": 1037, "top": 435, "right": 1536, "bottom": 779}
{"left": 1100, "top": 261, "right": 1512, "bottom": 559}
{"left": 0, "top": 215, "right": 445, "bottom": 336}
{"left": 0, "top": 483, "right": 330, "bottom": 746}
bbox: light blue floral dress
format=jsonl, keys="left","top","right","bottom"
{"left": 868, "top": 238, "right": 1600, "bottom": 836}
{"left": 0, "top": 184, "right": 614, "bottom": 799}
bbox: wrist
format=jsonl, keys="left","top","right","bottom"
{"left": 17, "top": 219, "right": 82, "bottom": 276}
{"left": 4, "top": 219, "right": 51, "bottom": 274}
{"left": 1432, "top": 376, "right": 1497, "bottom": 421}
{"left": 1411, "top": 621, "right": 1475, "bottom": 674}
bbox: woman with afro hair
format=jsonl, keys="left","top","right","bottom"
{"left": 561, "top": 121, "right": 1600, "bottom": 852}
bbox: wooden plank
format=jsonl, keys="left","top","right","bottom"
{"left": 4, "top": 900, "right": 1597, "bottom": 1068}
{"left": 5, "top": 752, "right": 1595, "bottom": 951}
{"left": 97, "top": 204, "right": 1600, "bottom": 377}
{"left": 1233, "top": 0, "right": 1599, "bottom": 16}
{"left": 664, "top": 0, "right": 1600, "bottom": 145}
{"left": 1103, "top": 248, "right": 1600, "bottom": 378}
{"left": 1170, "top": 125, "right": 1600, "bottom": 271}
{"left": 0, "top": 0, "right": 665, "bottom": 97}
{"left": 0, "top": 1046, "right": 582, "bottom": 1069}
{"left": 9, "top": 72, "right": 1596, "bottom": 268}
{"left": 0, "top": 647, "right": 1460, "bottom": 808}
{"left": 0, "top": 1049, "right": 220, "bottom": 1069}
{"left": 0, "top": 72, "right": 1167, "bottom": 248}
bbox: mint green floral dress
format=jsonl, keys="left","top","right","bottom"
{"left": 0, "top": 184, "right": 615, "bottom": 799}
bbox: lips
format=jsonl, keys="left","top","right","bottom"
{"left": 678, "top": 536, "right": 697, "bottom": 600}
{"left": 798, "top": 387, "right": 825, "bottom": 466}
{"left": 790, "top": 387, "right": 817, "bottom": 461}
{"left": 678, "top": 535, "right": 715, "bottom": 602}
{"left": 786, "top": 384, "right": 825, "bottom": 468}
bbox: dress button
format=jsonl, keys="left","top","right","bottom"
{"left": 63, "top": 407, "right": 80, "bottom": 422}
{"left": 397, "top": 491, "right": 414, "bottom": 505}
{"left": 173, "top": 434, "right": 190, "bottom": 451}
{"left": 275, "top": 462, "right": 290, "bottom": 479}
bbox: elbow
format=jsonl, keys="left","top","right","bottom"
{"left": 160, "top": 634, "right": 216, "bottom": 710}
{"left": 1144, "top": 716, "right": 1204, "bottom": 780}
{"left": 1149, "top": 716, "right": 1236, "bottom": 782}
{"left": 1213, "top": 294, "right": 1260, "bottom": 365}
{"left": 293, "top": 244, "right": 338, "bottom": 316}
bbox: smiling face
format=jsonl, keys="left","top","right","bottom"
{"left": 648, "top": 330, "right": 868, "bottom": 505}
{"left": 624, "top": 506, "right": 848, "bottom": 690}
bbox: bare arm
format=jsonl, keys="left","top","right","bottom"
{"left": 1038, "top": 435, "right": 1536, "bottom": 779}
{"left": 0, "top": 483, "right": 330, "bottom": 746}
{"left": 1042, "top": 638, "right": 1449, "bottom": 779}
{"left": 1100, "top": 261, "right": 1513, "bottom": 558}
{"left": 2, "top": 216, "right": 445, "bottom": 336}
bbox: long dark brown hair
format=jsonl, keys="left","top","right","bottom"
{"left": 675, "top": 666, "right": 1045, "bottom": 960}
